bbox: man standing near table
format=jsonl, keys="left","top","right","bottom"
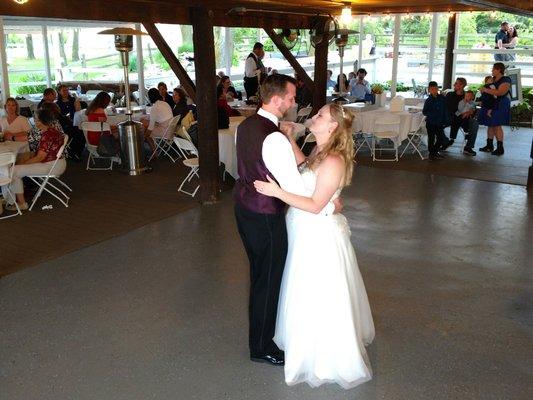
{"left": 445, "top": 77, "right": 478, "bottom": 156}
{"left": 243, "top": 42, "right": 270, "bottom": 99}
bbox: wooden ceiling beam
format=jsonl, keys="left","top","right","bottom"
{"left": 142, "top": 22, "right": 196, "bottom": 103}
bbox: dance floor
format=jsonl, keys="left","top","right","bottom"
{"left": 1, "top": 166, "right": 531, "bottom": 400}
{"left": 356, "top": 126, "right": 532, "bottom": 186}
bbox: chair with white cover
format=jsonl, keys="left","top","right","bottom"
{"left": 0, "top": 152, "right": 22, "bottom": 219}
{"left": 295, "top": 106, "right": 312, "bottom": 124}
{"left": 174, "top": 130, "right": 200, "bottom": 197}
{"left": 27, "top": 136, "right": 71, "bottom": 211}
{"left": 351, "top": 114, "right": 373, "bottom": 156}
{"left": 81, "top": 121, "right": 118, "bottom": 170}
{"left": 300, "top": 132, "right": 316, "bottom": 151}
{"left": 148, "top": 115, "right": 181, "bottom": 162}
{"left": 372, "top": 113, "right": 401, "bottom": 161}
{"left": 401, "top": 115, "right": 427, "bottom": 160}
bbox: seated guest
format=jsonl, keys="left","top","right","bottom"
{"left": 0, "top": 97, "right": 32, "bottom": 143}
{"left": 45, "top": 102, "right": 84, "bottom": 161}
{"left": 217, "top": 85, "right": 240, "bottom": 129}
{"left": 219, "top": 76, "right": 239, "bottom": 102}
{"left": 142, "top": 88, "right": 174, "bottom": 154}
{"left": 26, "top": 103, "right": 66, "bottom": 154}
{"left": 4, "top": 108, "right": 66, "bottom": 212}
{"left": 37, "top": 88, "right": 57, "bottom": 109}
{"left": 158, "top": 82, "right": 175, "bottom": 108}
{"left": 172, "top": 87, "right": 197, "bottom": 121}
{"left": 326, "top": 69, "right": 336, "bottom": 90}
{"left": 56, "top": 84, "right": 81, "bottom": 119}
{"left": 294, "top": 73, "right": 313, "bottom": 110}
{"left": 349, "top": 68, "right": 371, "bottom": 101}
{"left": 445, "top": 77, "right": 479, "bottom": 155}
{"left": 334, "top": 73, "right": 350, "bottom": 93}
{"left": 423, "top": 81, "right": 450, "bottom": 161}
{"left": 85, "top": 92, "right": 116, "bottom": 146}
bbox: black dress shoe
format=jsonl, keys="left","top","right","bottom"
{"left": 250, "top": 354, "right": 285, "bottom": 366}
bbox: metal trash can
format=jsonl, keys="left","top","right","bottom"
{"left": 118, "top": 120, "right": 150, "bottom": 176}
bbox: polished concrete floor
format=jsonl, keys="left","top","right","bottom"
{"left": 1, "top": 166, "right": 532, "bottom": 400}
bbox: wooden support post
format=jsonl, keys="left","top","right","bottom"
{"left": 443, "top": 13, "right": 457, "bottom": 90}
{"left": 190, "top": 6, "right": 220, "bottom": 203}
{"left": 312, "top": 34, "right": 328, "bottom": 115}
{"left": 265, "top": 28, "right": 315, "bottom": 94}
{"left": 142, "top": 22, "right": 196, "bottom": 103}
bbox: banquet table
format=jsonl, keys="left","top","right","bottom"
{"left": 73, "top": 109, "right": 146, "bottom": 128}
{"left": 350, "top": 107, "right": 424, "bottom": 147}
{"left": 231, "top": 104, "right": 257, "bottom": 118}
{"left": 218, "top": 116, "right": 245, "bottom": 179}
{"left": 0, "top": 141, "right": 30, "bottom": 178}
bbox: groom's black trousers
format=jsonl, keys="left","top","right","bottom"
{"left": 234, "top": 204, "right": 288, "bottom": 356}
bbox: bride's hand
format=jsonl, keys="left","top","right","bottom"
{"left": 279, "top": 121, "right": 296, "bottom": 139}
{"left": 254, "top": 175, "right": 281, "bottom": 197}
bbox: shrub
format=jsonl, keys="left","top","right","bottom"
{"left": 15, "top": 73, "right": 49, "bottom": 95}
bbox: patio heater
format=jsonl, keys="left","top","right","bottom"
{"left": 334, "top": 28, "right": 357, "bottom": 103}
{"left": 98, "top": 27, "right": 150, "bottom": 176}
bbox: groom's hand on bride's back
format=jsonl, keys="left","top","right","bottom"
{"left": 333, "top": 197, "right": 343, "bottom": 214}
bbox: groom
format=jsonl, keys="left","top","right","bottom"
{"left": 234, "top": 74, "right": 334, "bottom": 366}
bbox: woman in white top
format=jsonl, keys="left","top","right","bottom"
{"left": 0, "top": 97, "right": 32, "bottom": 142}
{"left": 141, "top": 88, "right": 173, "bottom": 154}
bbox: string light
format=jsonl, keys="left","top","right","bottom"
{"left": 13, "top": 0, "right": 29, "bottom": 4}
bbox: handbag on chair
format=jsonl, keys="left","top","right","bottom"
{"left": 96, "top": 123, "right": 118, "bottom": 157}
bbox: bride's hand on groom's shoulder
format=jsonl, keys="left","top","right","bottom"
{"left": 279, "top": 121, "right": 296, "bottom": 138}
{"left": 254, "top": 175, "right": 280, "bottom": 197}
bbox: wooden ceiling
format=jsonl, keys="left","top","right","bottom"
{"left": 0, "top": 0, "right": 531, "bottom": 28}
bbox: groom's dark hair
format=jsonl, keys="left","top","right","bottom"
{"left": 260, "top": 74, "right": 297, "bottom": 105}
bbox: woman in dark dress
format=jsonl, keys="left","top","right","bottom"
{"left": 478, "top": 63, "right": 511, "bottom": 156}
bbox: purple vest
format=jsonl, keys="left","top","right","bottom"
{"left": 233, "top": 113, "right": 286, "bottom": 214}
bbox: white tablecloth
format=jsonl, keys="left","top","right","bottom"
{"left": 218, "top": 116, "right": 245, "bottom": 179}
{"left": 74, "top": 110, "right": 145, "bottom": 128}
{"left": 352, "top": 108, "right": 424, "bottom": 147}
{"left": 0, "top": 141, "right": 29, "bottom": 155}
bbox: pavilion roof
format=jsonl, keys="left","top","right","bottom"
{"left": 0, "top": 0, "right": 531, "bottom": 28}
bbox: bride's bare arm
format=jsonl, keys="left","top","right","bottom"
{"left": 254, "top": 155, "right": 343, "bottom": 214}
{"left": 280, "top": 121, "right": 306, "bottom": 165}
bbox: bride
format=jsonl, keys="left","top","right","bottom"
{"left": 254, "top": 103, "right": 375, "bottom": 389}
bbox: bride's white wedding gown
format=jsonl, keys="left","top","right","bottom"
{"left": 274, "top": 166, "right": 375, "bottom": 389}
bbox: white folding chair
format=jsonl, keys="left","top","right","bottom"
{"left": 300, "top": 132, "right": 316, "bottom": 151}
{"left": 295, "top": 106, "right": 312, "bottom": 124}
{"left": 401, "top": 115, "right": 427, "bottom": 160}
{"left": 174, "top": 127, "right": 198, "bottom": 159}
{"left": 372, "top": 114, "right": 401, "bottom": 162}
{"left": 174, "top": 134, "right": 200, "bottom": 197}
{"left": 149, "top": 115, "right": 182, "bottom": 162}
{"left": 0, "top": 152, "right": 22, "bottom": 219}
{"left": 81, "top": 121, "right": 119, "bottom": 170}
{"left": 28, "top": 136, "right": 71, "bottom": 211}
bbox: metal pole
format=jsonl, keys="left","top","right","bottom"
{"left": 225, "top": 27, "right": 233, "bottom": 77}
{"left": 0, "top": 17, "right": 10, "bottom": 101}
{"left": 451, "top": 13, "right": 460, "bottom": 86}
{"left": 428, "top": 13, "right": 439, "bottom": 83}
{"left": 42, "top": 25, "right": 52, "bottom": 88}
{"left": 390, "top": 14, "right": 401, "bottom": 97}
{"left": 135, "top": 23, "right": 146, "bottom": 105}
{"left": 358, "top": 16, "right": 363, "bottom": 71}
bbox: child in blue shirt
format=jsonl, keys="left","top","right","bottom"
{"left": 423, "top": 81, "right": 450, "bottom": 160}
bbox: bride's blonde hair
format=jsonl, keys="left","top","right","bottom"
{"left": 308, "top": 103, "right": 354, "bottom": 187}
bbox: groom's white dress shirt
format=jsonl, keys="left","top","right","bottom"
{"left": 255, "top": 108, "right": 334, "bottom": 215}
